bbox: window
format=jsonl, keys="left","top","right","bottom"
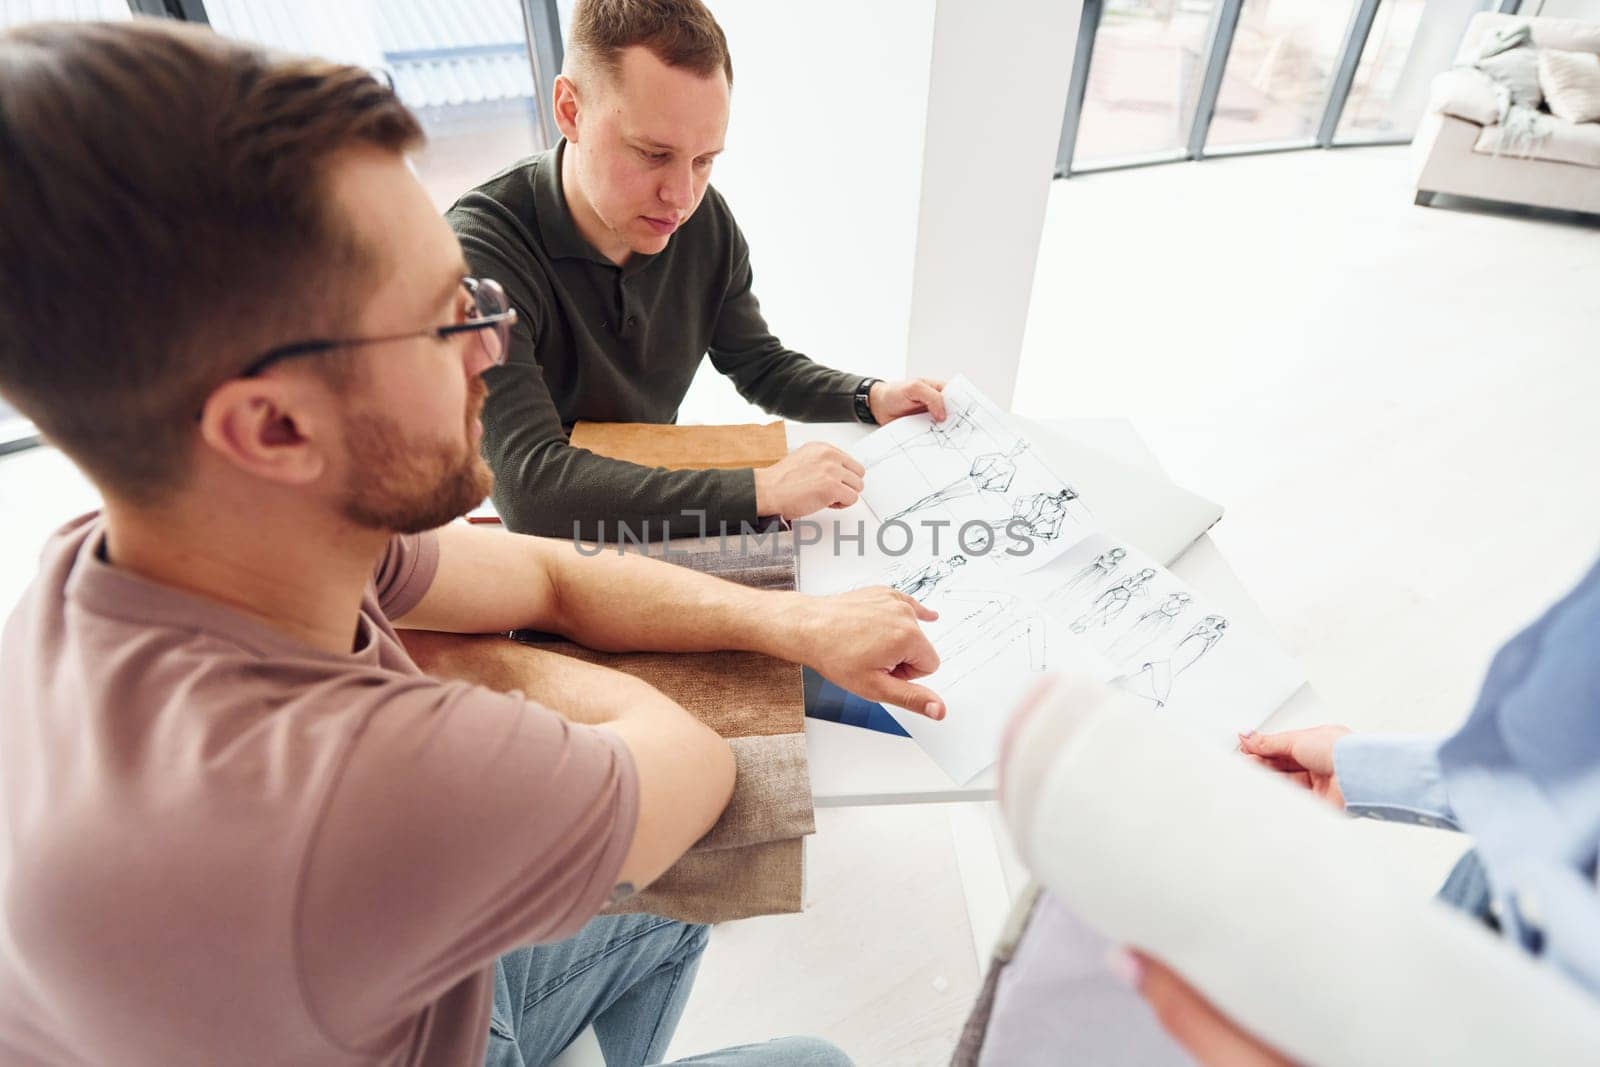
{"left": 1336, "top": 0, "right": 1482, "bottom": 143}
{"left": 1, "top": 1, "right": 129, "bottom": 27}
{"left": 1206, "top": 0, "right": 1357, "bottom": 151}
{"left": 1054, "top": 0, "right": 1490, "bottom": 176}
{"left": 203, "top": 0, "right": 560, "bottom": 209}
{"left": 0, "top": 0, "right": 133, "bottom": 454}
{"left": 0, "top": 398, "right": 34, "bottom": 455}
{"left": 1073, "top": 0, "right": 1217, "bottom": 167}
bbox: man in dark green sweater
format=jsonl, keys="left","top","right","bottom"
{"left": 448, "top": 0, "right": 946, "bottom": 539}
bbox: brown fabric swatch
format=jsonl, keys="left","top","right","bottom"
{"left": 693, "top": 733, "right": 815, "bottom": 853}
{"left": 604, "top": 838, "right": 805, "bottom": 924}
{"left": 569, "top": 421, "right": 789, "bottom": 471}
{"left": 647, "top": 528, "right": 797, "bottom": 593}
{"left": 533, "top": 644, "right": 802, "bottom": 741}
{"left": 511, "top": 503, "right": 812, "bottom": 923}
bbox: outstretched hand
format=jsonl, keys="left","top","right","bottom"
{"left": 796, "top": 587, "right": 946, "bottom": 719}
{"left": 1237, "top": 725, "right": 1353, "bottom": 809}
{"left": 1126, "top": 951, "right": 1296, "bottom": 1066}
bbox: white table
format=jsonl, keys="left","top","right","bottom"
{"left": 786, "top": 417, "right": 1327, "bottom": 963}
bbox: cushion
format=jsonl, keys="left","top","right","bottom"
{"left": 1528, "top": 18, "right": 1600, "bottom": 56}
{"left": 1539, "top": 48, "right": 1600, "bottom": 124}
{"left": 1457, "top": 15, "right": 1600, "bottom": 64}
{"left": 1476, "top": 45, "right": 1543, "bottom": 111}
{"left": 1429, "top": 67, "right": 1504, "bottom": 126}
{"left": 1475, "top": 114, "right": 1600, "bottom": 169}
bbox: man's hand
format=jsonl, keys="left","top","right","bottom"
{"left": 1238, "top": 725, "right": 1353, "bottom": 808}
{"left": 753, "top": 441, "right": 865, "bottom": 519}
{"left": 1128, "top": 951, "right": 1295, "bottom": 1066}
{"left": 795, "top": 587, "right": 946, "bottom": 719}
{"left": 868, "top": 377, "right": 947, "bottom": 425}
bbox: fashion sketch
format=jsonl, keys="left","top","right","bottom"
{"left": 1126, "top": 614, "right": 1229, "bottom": 709}
{"left": 1068, "top": 568, "right": 1157, "bottom": 634}
{"left": 892, "top": 555, "right": 967, "bottom": 602}
{"left": 1107, "top": 591, "right": 1192, "bottom": 664}
{"left": 959, "top": 487, "right": 1089, "bottom": 556}
{"left": 1005, "top": 487, "right": 1083, "bottom": 542}
{"left": 1058, "top": 547, "right": 1126, "bottom": 599}
{"left": 916, "top": 400, "right": 979, "bottom": 452}
{"left": 886, "top": 442, "right": 1028, "bottom": 522}
{"left": 934, "top": 590, "right": 1049, "bottom": 689}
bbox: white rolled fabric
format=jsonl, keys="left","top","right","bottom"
{"left": 999, "top": 673, "right": 1600, "bottom": 1067}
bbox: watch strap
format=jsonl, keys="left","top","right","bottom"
{"left": 854, "top": 378, "right": 881, "bottom": 424}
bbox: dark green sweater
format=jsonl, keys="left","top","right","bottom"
{"left": 447, "top": 142, "right": 863, "bottom": 539}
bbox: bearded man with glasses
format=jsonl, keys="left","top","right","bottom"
{"left": 0, "top": 19, "right": 945, "bottom": 1067}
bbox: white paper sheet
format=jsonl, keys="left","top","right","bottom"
{"left": 853, "top": 377, "right": 1092, "bottom": 574}
{"left": 1010, "top": 416, "right": 1223, "bottom": 566}
{"left": 1002, "top": 680, "right": 1600, "bottom": 1067}
{"left": 793, "top": 376, "right": 1297, "bottom": 783}
{"left": 878, "top": 534, "right": 1302, "bottom": 783}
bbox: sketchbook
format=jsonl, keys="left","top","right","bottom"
{"left": 796, "top": 375, "right": 1298, "bottom": 782}
{"left": 1002, "top": 678, "right": 1600, "bottom": 1066}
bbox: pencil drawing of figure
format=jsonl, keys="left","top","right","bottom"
{"left": 1059, "top": 547, "right": 1126, "bottom": 600}
{"left": 935, "top": 591, "right": 1048, "bottom": 688}
{"left": 1126, "top": 614, "right": 1229, "bottom": 708}
{"left": 1069, "top": 568, "right": 1157, "bottom": 634}
{"left": 920, "top": 401, "right": 978, "bottom": 451}
{"left": 892, "top": 555, "right": 967, "bottom": 602}
{"left": 1107, "top": 591, "right": 1192, "bottom": 663}
{"left": 958, "top": 487, "right": 1089, "bottom": 556}
{"left": 886, "top": 442, "right": 1027, "bottom": 521}
{"left": 1006, "top": 487, "right": 1082, "bottom": 543}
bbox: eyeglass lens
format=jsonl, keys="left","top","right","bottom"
{"left": 465, "top": 277, "right": 512, "bottom": 366}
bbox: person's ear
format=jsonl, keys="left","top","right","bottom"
{"left": 197, "top": 377, "right": 331, "bottom": 487}
{"left": 553, "top": 74, "right": 581, "bottom": 143}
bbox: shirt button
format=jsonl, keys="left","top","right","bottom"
{"left": 626, "top": 316, "right": 637, "bottom": 328}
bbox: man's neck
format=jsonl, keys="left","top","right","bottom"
{"left": 560, "top": 141, "right": 632, "bottom": 267}
{"left": 101, "top": 488, "right": 390, "bottom": 657}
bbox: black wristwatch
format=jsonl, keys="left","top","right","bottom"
{"left": 853, "top": 377, "right": 881, "bottom": 425}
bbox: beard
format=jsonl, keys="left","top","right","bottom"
{"left": 338, "top": 378, "right": 493, "bottom": 534}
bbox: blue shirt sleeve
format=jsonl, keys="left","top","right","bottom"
{"left": 1334, "top": 733, "right": 1461, "bottom": 830}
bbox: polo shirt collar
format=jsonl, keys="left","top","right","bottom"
{"left": 535, "top": 138, "right": 659, "bottom": 273}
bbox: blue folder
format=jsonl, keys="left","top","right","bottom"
{"left": 801, "top": 667, "right": 910, "bottom": 737}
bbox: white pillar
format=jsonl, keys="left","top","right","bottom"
{"left": 905, "top": 0, "right": 1083, "bottom": 409}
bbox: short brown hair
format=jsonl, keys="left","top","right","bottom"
{"left": 568, "top": 0, "right": 733, "bottom": 88}
{"left": 0, "top": 19, "right": 422, "bottom": 502}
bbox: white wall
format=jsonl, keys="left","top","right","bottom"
{"left": 684, "top": 0, "right": 1080, "bottom": 423}
{"left": 679, "top": 0, "right": 939, "bottom": 424}
{"left": 904, "top": 0, "right": 1081, "bottom": 408}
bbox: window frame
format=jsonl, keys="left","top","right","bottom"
{"left": 0, "top": 0, "right": 564, "bottom": 458}
{"left": 1055, "top": 0, "right": 1516, "bottom": 179}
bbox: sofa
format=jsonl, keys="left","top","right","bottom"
{"left": 1413, "top": 12, "right": 1600, "bottom": 216}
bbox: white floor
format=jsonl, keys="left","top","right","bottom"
{"left": 3, "top": 145, "right": 1598, "bottom": 1064}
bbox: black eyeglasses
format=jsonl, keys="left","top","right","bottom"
{"left": 238, "top": 276, "right": 517, "bottom": 378}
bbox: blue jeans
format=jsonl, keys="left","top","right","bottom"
{"left": 484, "top": 913, "right": 851, "bottom": 1067}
